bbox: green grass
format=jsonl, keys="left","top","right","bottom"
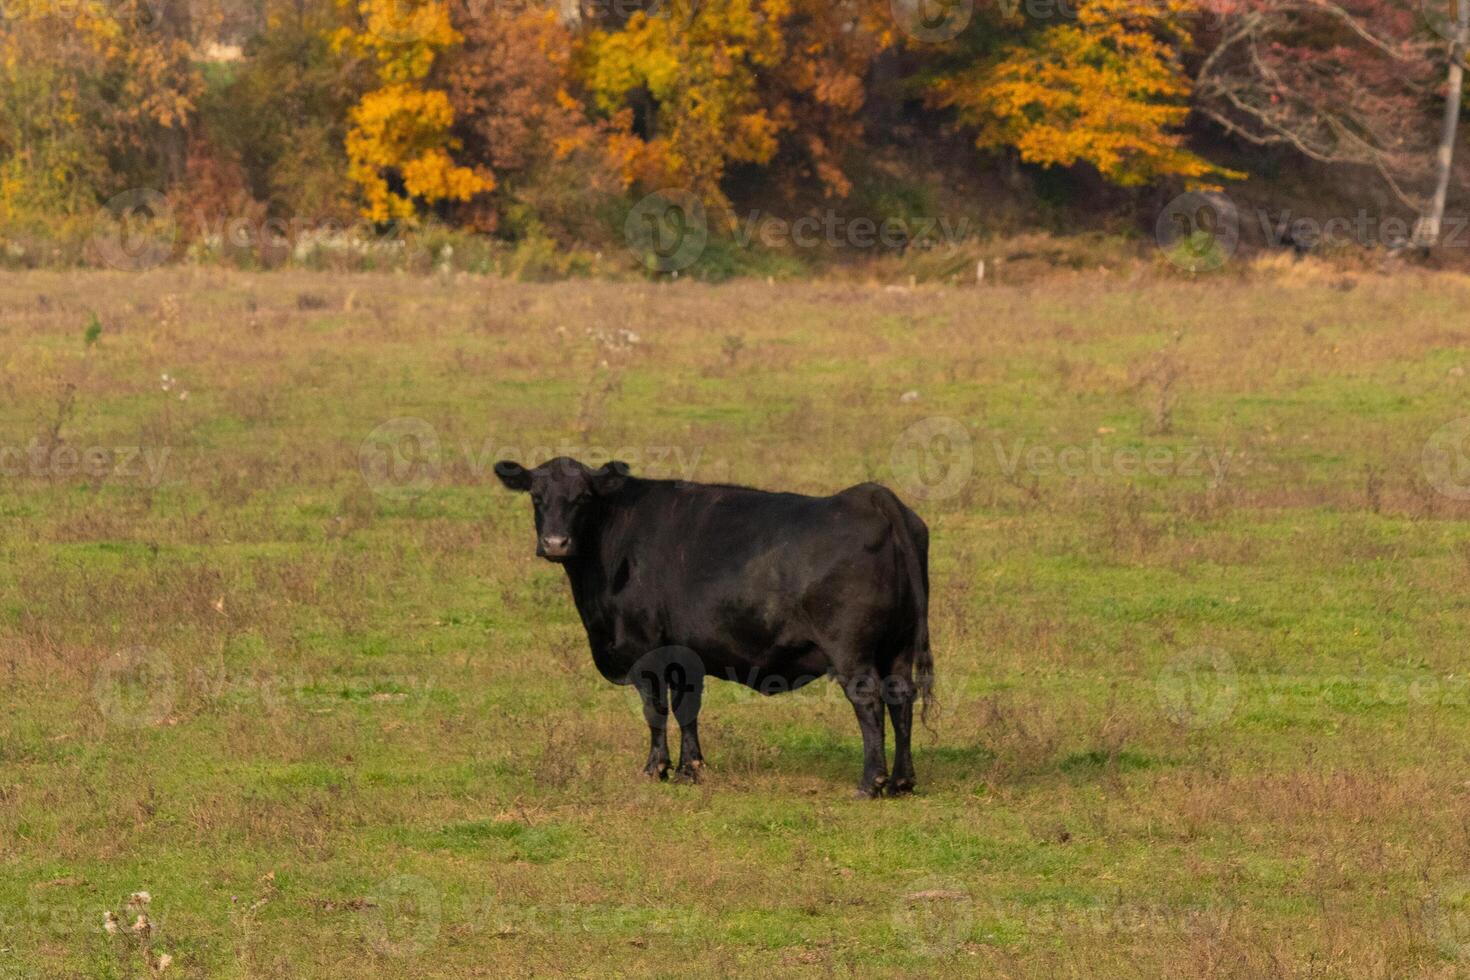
{"left": 2, "top": 265, "right": 1470, "bottom": 976}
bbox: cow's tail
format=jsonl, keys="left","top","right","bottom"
{"left": 871, "top": 485, "right": 937, "bottom": 733}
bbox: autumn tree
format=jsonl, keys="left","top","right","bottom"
{"left": 578, "top": 0, "right": 891, "bottom": 207}
{"left": 931, "top": 0, "right": 1235, "bottom": 186}
{"left": 200, "top": 0, "right": 361, "bottom": 221}
{"left": 0, "top": 0, "right": 198, "bottom": 225}
{"left": 436, "top": 5, "right": 615, "bottom": 233}
{"left": 333, "top": 0, "right": 491, "bottom": 222}
{"left": 762, "top": 0, "right": 894, "bottom": 198}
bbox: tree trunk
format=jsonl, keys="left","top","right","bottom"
{"left": 1416, "top": 0, "right": 1469, "bottom": 246}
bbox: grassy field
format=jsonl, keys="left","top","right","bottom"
{"left": 3, "top": 264, "right": 1470, "bottom": 977}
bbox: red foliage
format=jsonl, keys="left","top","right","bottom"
{"left": 437, "top": 7, "right": 614, "bottom": 230}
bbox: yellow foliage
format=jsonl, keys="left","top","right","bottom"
{"left": 332, "top": 0, "right": 459, "bottom": 82}
{"left": 336, "top": 0, "right": 489, "bottom": 222}
{"left": 580, "top": 1, "right": 789, "bottom": 204}
{"left": 934, "top": 0, "right": 1240, "bottom": 186}
{"left": 0, "top": 0, "right": 198, "bottom": 218}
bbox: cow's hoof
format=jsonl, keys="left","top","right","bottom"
{"left": 674, "top": 760, "right": 705, "bottom": 784}
{"left": 885, "top": 778, "right": 916, "bottom": 797}
{"left": 643, "top": 761, "right": 670, "bottom": 781}
{"left": 854, "top": 777, "right": 888, "bottom": 800}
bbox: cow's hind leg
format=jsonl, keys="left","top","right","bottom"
{"left": 632, "top": 667, "right": 671, "bottom": 781}
{"left": 843, "top": 671, "right": 889, "bottom": 798}
{"left": 885, "top": 674, "right": 917, "bottom": 796}
{"left": 672, "top": 662, "right": 706, "bottom": 782}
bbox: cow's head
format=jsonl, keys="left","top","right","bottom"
{"left": 493, "top": 456, "right": 630, "bottom": 561}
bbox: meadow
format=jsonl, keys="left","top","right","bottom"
{"left": 2, "top": 263, "right": 1470, "bottom": 977}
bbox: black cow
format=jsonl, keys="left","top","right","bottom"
{"left": 494, "top": 456, "right": 934, "bottom": 798}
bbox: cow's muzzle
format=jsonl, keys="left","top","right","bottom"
{"left": 538, "top": 535, "right": 573, "bottom": 560}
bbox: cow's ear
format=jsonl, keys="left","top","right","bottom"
{"left": 591, "top": 460, "right": 630, "bottom": 495}
{"left": 494, "top": 460, "right": 531, "bottom": 492}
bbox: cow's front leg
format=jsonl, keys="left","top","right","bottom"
{"left": 843, "top": 672, "right": 889, "bottom": 798}
{"left": 632, "top": 668, "right": 671, "bottom": 781}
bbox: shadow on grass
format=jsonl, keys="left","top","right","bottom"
{"left": 736, "top": 725, "right": 1169, "bottom": 795}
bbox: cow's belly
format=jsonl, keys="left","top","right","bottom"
{"left": 591, "top": 592, "right": 834, "bottom": 693}
{"left": 703, "top": 644, "right": 832, "bottom": 695}
{"left": 662, "top": 594, "right": 837, "bottom": 695}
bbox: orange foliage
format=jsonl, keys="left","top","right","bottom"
{"left": 579, "top": 0, "right": 889, "bottom": 206}
{"left": 437, "top": 7, "right": 614, "bottom": 230}
{"left": 932, "top": 0, "right": 1238, "bottom": 186}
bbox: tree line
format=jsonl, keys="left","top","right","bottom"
{"left": 2, "top": 0, "right": 1465, "bottom": 262}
